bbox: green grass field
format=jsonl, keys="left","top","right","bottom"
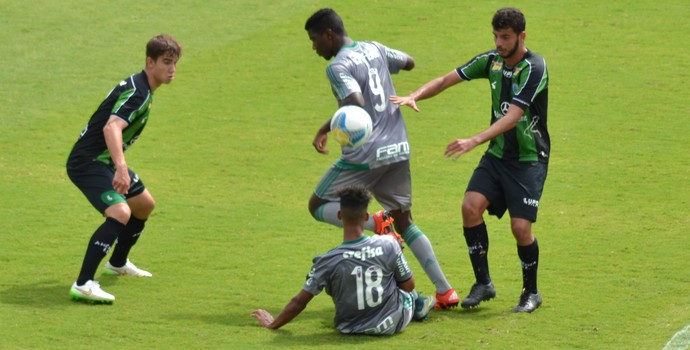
{"left": 1, "top": 1, "right": 689, "bottom": 349}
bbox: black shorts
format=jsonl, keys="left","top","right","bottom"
{"left": 466, "top": 154, "right": 548, "bottom": 222}
{"left": 66, "top": 160, "right": 146, "bottom": 214}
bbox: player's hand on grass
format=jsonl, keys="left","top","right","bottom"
{"left": 389, "top": 95, "right": 420, "bottom": 112}
{"left": 251, "top": 309, "right": 275, "bottom": 328}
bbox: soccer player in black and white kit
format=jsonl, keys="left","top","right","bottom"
{"left": 66, "top": 35, "right": 182, "bottom": 303}
{"left": 252, "top": 185, "right": 435, "bottom": 335}
{"left": 392, "top": 8, "right": 549, "bottom": 313}
{"left": 304, "top": 8, "right": 460, "bottom": 309}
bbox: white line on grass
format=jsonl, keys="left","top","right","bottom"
{"left": 664, "top": 324, "right": 690, "bottom": 350}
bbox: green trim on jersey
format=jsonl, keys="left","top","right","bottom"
{"left": 335, "top": 159, "right": 371, "bottom": 170}
{"left": 457, "top": 50, "right": 549, "bottom": 162}
{"left": 326, "top": 65, "right": 346, "bottom": 99}
{"left": 326, "top": 42, "right": 358, "bottom": 99}
{"left": 341, "top": 235, "right": 369, "bottom": 245}
{"left": 69, "top": 71, "right": 154, "bottom": 167}
{"left": 95, "top": 91, "right": 152, "bottom": 164}
{"left": 112, "top": 87, "right": 137, "bottom": 117}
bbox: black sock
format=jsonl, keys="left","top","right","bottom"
{"left": 109, "top": 217, "right": 147, "bottom": 267}
{"left": 463, "top": 222, "right": 491, "bottom": 285}
{"left": 517, "top": 238, "right": 539, "bottom": 293}
{"left": 76, "top": 217, "right": 125, "bottom": 285}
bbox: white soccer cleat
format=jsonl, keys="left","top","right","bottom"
{"left": 69, "top": 280, "right": 115, "bottom": 304}
{"left": 103, "top": 259, "right": 152, "bottom": 277}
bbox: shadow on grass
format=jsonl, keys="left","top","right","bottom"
{"left": 163, "top": 305, "right": 511, "bottom": 347}
{"left": 0, "top": 279, "right": 75, "bottom": 308}
{"left": 260, "top": 330, "right": 396, "bottom": 347}
{"left": 164, "top": 308, "right": 396, "bottom": 346}
{"left": 0, "top": 276, "right": 125, "bottom": 308}
{"left": 164, "top": 307, "right": 333, "bottom": 327}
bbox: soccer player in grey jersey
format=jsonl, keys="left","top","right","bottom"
{"left": 252, "top": 185, "right": 434, "bottom": 335}
{"left": 304, "top": 8, "right": 460, "bottom": 309}
{"left": 392, "top": 8, "right": 549, "bottom": 313}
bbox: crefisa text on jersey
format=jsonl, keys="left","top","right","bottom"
{"left": 342, "top": 246, "right": 384, "bottom": 261}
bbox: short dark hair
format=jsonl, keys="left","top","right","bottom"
{"left": 337, "top": 185, "right": 370, "bottom": 223}
{"left": 492, "top": 7, "right": 526, "bottom": 34}
{"left": 304, "top": 8, "right": 347, "bottom": 36}
{"left": 146, "top": 34, "right": 182, "bottom": 61}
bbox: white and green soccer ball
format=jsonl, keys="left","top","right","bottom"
{"left": 330, "top": 105, "right": 373, "bottom": 148}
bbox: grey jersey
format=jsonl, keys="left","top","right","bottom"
{"left": 327, "top": 41, "right": 411, "bottom": 169}
{"left": 303, "top": 235, "right": 413, "bottom": 335}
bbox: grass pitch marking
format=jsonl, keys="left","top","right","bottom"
{"left": 664, "top": 324, "right": 690, "bottom": 350}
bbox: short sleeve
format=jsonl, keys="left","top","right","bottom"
{"left": 326, "top": 62, "right": 361, "bottom": 101}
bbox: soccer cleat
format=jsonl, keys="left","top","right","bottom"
{"left": 69, "top": 280, "right": 114, "bottom": 304}
{"left": 414, "top": 294, "right": 436, "bottom": 321}
{"left": 512, "top": 290, "right": 542, "bottom": 313}
{"left": 372, "top": 210, "right": 404, "bottom": 246}
{"left": 434, "top": 288, "right": 460, "bottom": 310}
{"left": 461, "top": 282, "right": 496, "bottom": 309}
{"left": 103, "top": 259, "right": 152, "bottom": 277}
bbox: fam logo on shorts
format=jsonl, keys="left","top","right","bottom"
{"left": 101, "top": 190, "right": 125, "bottom": 206}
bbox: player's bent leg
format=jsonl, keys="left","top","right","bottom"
{"left": 413, "top": 293, "right": 436, "bottom": 321}
{"left": 511, "top": 217, "right": 541, "bottom": 312}
{"left": 510, "top": 217, "right": 534, "bottom": 246}
{"left": 71, "top": 212, "right": 127, "bottom": 303}
{"left": 391, "top": 210, "right": 457, "bottom": 309}
{"left": 104, "top": 203, "right": 132, "bottom": 225}
{"left": 127, "top": 189, "right": 155, "bottom": 219}
{"left": 371, "top": 210, "right": 404, "bottom": 246}
{"left": 309, "top": 194, "right": 344, "bottom": 228}
{"left": 462, "top": 191, "right": 490, "bottom": 227}
{"left": 308, "top": 194, "right": 327, "bottom": 220}
{"left": 105, "top": 215, "right": 151, "bottom": 276}
{"left": 105, "top": 191, "right": 155, "bottom": 277}
{"left": 460, "top": 192, "right": 495, "bottom": 309}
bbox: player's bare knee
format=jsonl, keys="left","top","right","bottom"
{"left": 141, "top": 197, "right": 156, "bottom": 215}
{"left": 308, "top": 195, "right": 326, "bottom": 218}
{"left": 510, "top": 219, "right": 533, "bottom": 244}
{"left": 105, "top": 203, "right": 131, "bottom": 224}
{"left": 133, "top": 201, "right": 155, "bottom": 219}
{"left": 461, "top": 201, "right": 483, "bottom": 224}
{"left": 390, "top": 210, "right": 412, "bottom": 232}
{"left": 127, "top": 191, "right": 156, "bottom": 218}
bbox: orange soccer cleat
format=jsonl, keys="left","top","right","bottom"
{"left": 435, "top": 288, "right": 460, "bottom": 310}
{"left": 372, "top": 210, "right": 404, "bottom": 247}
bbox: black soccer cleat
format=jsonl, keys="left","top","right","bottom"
{"left": 512, "top": 289, "right": 542, "bottom": 313}
{"left": 460, "top": 282, "right": 496, "bottom": 309}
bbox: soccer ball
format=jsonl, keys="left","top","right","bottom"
{"left": 330, "top": 105, "right": 373, "bottom": 148}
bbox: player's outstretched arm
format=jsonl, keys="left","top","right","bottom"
{"left": 390, "top": 70, "right": 463, "bottom": 112}
{"left": 252, "top": 290, "right": 314, "bottom": 330}
{"left": 444, "top": 104, "right": 525, "bottom": 160}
